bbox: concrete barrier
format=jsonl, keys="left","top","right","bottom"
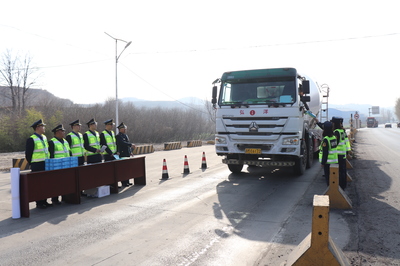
{"left": 133, "top": 145, "right": 155, "bottom": 155}
{"left": 286, "top": 195, "right": 350, "bottom": 266}
{"left": 12, "top": 158, "right": 30, "bottom": 171}
{"left": 164, "top": 142, "right": 182, "bottom": 150}
{"left": 187, "top": 140, "right": 202, "bottom": 147}
{"left": 345, "top": 159, "right": 353, "bottom": 182}
{"left": 324, "top": 164, "right": 352, "bottom": 209}
{"left": 346, "top": 159, "right": 353, "bottom": 169}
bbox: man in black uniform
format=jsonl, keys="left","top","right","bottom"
{"left": 66, "top": 119, "right": 85, "bottom": 166}
{"left": 83, "top": 118, "right": 102, "bottom": 164}
{"left": 25, "top": 119, "right": 53, "bottom": 209}
{"left": 48, "top": 124, "right": 70, "bottom": 204}
{"left": 100, "top": 119, "right": 117, "bottom": 162}
{"left": 116, "top": 122, "right": 136, "bottom": 186}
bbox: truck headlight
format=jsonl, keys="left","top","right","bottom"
{"left": 283, "top": 137, "right": 299, "bottom": 145}
{"left": 215, "top": 136, "right": 227, "bottom": 144}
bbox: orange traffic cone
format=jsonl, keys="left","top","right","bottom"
{"left": 201, "top": 152, "right": 207, "bottom": 169}
{"left": 162, "top": 159, "right": 169, "bottom": 179}
{"left": 183, "top": 155, "right": 190, "bottom": 174}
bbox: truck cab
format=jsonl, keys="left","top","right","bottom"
{"left": 212, "top": 67, "right": 323, "bottom": 175}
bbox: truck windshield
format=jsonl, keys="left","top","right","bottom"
{"left": 219, "top": 80, "right": 296, "bottom": 106}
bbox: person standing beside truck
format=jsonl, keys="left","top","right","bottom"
{"left": 66, "top": 119, "right": 85, "bottom": 166}
{"left": 116, "top": 122, "right": 136, "bottom": 187}
{"left": 25, "top": 119, "right": 52, "bottom": 209}
{"left": 83, "top": 118, "right": 102, "bottom": 164}
{"left": 331, "top": 117, "right": 350, "bottom": 190}
{"left": 319, "top": 121, "right": 338, "bottom": 186}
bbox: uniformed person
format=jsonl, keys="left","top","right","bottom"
{"left": 116, "top": 122, "right": 136, "bottom": 186}
{"left": 66, "top": 119, "right": 85, "bottom": 166}
{"left": 319, "top": 121, "right": 338, "bottom": 186}
{"left": 100, "top": 119, "right": 117, "bottom": 162}
{"left": 83, "top": 118, "right": 102, "bottom": 164}
{"left": 25, "top": 119, "right": 52, "bottom": 209}
{"left": 331, "top": 117, "right": 351, "bottom": 190}
{"left": 48, "top": 124, "right": 70, "bottom": 204}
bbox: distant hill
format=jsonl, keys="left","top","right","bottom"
{"left": 329, "top": 103, "right": 394, "bottom": 117}
{"left": 0, "top": 86, "right": 73, "bottom": 107}
{"left": 121, "top": 96, "right": 205, "bottom": 109}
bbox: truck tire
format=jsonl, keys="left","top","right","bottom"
{"left": 294, "top": 140, "right": 307, "bottom": 175}
{"left": 228, "top": 164, "right": 243, "bottom": 173}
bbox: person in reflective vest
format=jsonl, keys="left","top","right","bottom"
{"left": 48, "top": 124, "right": 70, "bottom": 205}
{"left": 83, "top": 118, "right": 102, "bottom": 164}
{"left": 100, "top": 119, "right": 118, "bottom": 162}
{"left": 331, "top": 116, "right": 350, "bottom": 190}
{"left": 319, "top": 121, "right": 338, "bottom": 186}
{"left": 25, "top": 119, "right": 52, "bottom": 209}
{"left": 66, "top": 119, "right": 85, "bottom": 165}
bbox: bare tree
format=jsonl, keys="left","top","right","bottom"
{"left": 395, "top": 98, "right": 400, "bottom": 121}
{"left": 203, "top": 98, "right": 216, "bottom": 123}
{"left": 0, "top": 49, "right": 41, "bottom": 115}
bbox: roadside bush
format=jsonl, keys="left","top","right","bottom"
{"left": 0, "top": 100, "right": 216, "bottom": 152}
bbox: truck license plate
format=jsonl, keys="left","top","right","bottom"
{"left": 245, "top": 148, "right": 261, "bottom": 154}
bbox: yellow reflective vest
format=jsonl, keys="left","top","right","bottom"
{"left": 30, "top": 134, "right": 49, "bottom": 163}
{"left": 319, "top": 135, "right": 338, "bottom": 164}
{"left": 51, "top": 137, "right": 70, "bottom": 158}
{"left": 67, "top": 132, "right": 85, "bottom": 157}
{"left": 102, "top": 130, "right": 117, "bottom": 154}
{"left": 334, "top": 129, "right": 347, "bottom": 156}
{"left": 85, "top": 130, "right": 100, "bottom": 156}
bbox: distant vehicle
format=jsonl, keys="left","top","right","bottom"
{"left": 385, "top": 123, "right": 392, "bottom": 128}
{"left": 367, "top": 117, "right": 378, "bottom": 128}
{"left": 398, "top": 123, "right": 400, "bottom": 128}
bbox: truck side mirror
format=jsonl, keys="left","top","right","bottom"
{"left": 212, "top": 86, "right": 218, "bottom": 104}
{"left": 301, "top": 95, "right": 311, "bottom": 102}
{"left": 302, "top": 80, "right": 310, "bottom": 94}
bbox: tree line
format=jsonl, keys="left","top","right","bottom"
{"left": 0, "top": 49, "right": 216, "bottom": 153}
{"left": 0, "top": 99, "right": 216, "bottom": 152}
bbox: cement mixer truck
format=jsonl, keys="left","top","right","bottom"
{"left": 211, "top": 67, "right": 324, "bottom": 175}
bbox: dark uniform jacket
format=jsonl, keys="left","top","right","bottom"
{"left": 116, "top": 133, "right": 133, "bottom": 158}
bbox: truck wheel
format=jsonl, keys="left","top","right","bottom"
{"left": 228, "top": 164, "right": 243, "bottom": 173}
{"left": 294, "top": 140, "right": 307, "bottom": 175}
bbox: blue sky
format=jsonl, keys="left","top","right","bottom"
{"left": 1, "top": 0, "right": 399, "bottom": 108}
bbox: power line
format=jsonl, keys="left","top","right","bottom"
{"left": 128, "top": 32, "right": 400, "bottom": 55}
{"left": 33, "top": 58, "right": 110, "bottom": 69}
{"left": 119, "top": 62, "right": 208, "bottom": 114}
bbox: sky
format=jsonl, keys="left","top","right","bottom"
{"left": 1, "top": 0, "right": 399, "bottom": 109}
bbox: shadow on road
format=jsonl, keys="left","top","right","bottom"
{"left": 0, "top": 184, "right": 144, "bottom": 237}
{"left": 214, "top": 162, "right": 322, "bottom": 243}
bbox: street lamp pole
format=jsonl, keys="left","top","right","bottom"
{"left": 105, "top": 32, "right": 132, "bottom": 133}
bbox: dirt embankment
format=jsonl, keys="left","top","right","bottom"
{"left": 0, "top": 152, "right": 25, "bottom": 172}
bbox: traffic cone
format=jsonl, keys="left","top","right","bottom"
{"left": 162, "top": 159, "right": 169, "bottom": 180}
{"left": 201, "top": 152, "right": 207, "bottom": 169}
{"left": 183, "top": 155, "right": 190, "bottom": 174}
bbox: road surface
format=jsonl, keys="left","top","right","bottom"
{"left": 1, "top": 127, "right": 398, "bottom": 265}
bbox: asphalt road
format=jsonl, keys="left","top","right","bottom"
{"left": 343, "top": 125, "right": 400, "bottom": 265}
{"left": 0, "top": 141, "right": 355, "bottom": 265}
